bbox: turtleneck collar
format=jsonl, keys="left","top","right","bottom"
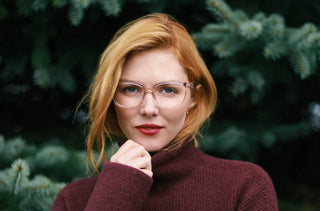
{"left": 117, "top": 137, "right": 200, "bottom": 179}
{"left": 151, "top": 141, "right": 200, "bottom": 180}
{"left": 117, "top": 136, "right": 194, "bottom": 158}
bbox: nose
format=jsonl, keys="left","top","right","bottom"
{"left": 140, "top": 91, "right": 159, "bottom": 117}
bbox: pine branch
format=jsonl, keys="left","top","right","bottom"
{"left": 252, "top": 12, "right": 266, "bottom": 23}
{"left": 32, "top": 0, "right": 49, "bottom": 11}
{"left": 202, "top": 23, "right": 235, "bottom": 34}
{"left": 264, "top": 38, "right": 288, "bottom": 60}
{"left": 289, "top": 23, "right": 318, "bottom": 50}
{"left": 35, "top": 146, "right": 69, "bottom": 167}
{"left": 290, "top": 50, "right": 312, "bottom": 79}
{"left": 233, "top": 9, "right": 249, "bottom": 22}
{"left": 230, "top": 77, "right": 248, "bottom": 96}
{"left": 0, "top": 159, "right": 66, "bottom": 210}
{"left": 207, "top": 0, "right": 240, "bottom": 27}
{"left": 71, "top": 0, "right": 92, "bottom": 9}
{"left": 200, "top": 121, "right": 311, "bottom": 161}
{"left": 263, "top": 14, "right": 285, "bottom": 39}
{"left": 0, "top": 137, "right": 27, "bottom": 163}
{"left": 0, "top": 135, "right": 5, "bottom": 155}
{"left": 214, "top": 34, "right": 245, "bottom": 57}
{"left": 195, "top": 0, "right": 320, "bottom": 90}
{"left": 0, "top": 135, "right": 90, "bottom": 210}
{"left": 306, "top": 32, "right": 320, "bottom": 46}
{"left": 193, "top": 24, "right": 234, "bottom": 50}
{"left": 98, "top": 0, "right": 122, "bottom": 16}
{"left": 248, "top": 71, "right": 265, "bottom": 90}
{"left": 9, "top": 159, "right": 30, "bottom": 194}
{"left": 68, "top": 4, "right": 85, "bottom": 26}
{"left": 239, "top": 20, "right": 262, "bottom": 39}
{"left": 52, "top": 0, "right": 68, "bottom": 8}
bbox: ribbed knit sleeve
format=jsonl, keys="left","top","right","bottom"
{"left": 84, "top": 162, "right": 153, "bottom": 210}
{"left": 52, "top": 162, "right": 153, "bottom": 211}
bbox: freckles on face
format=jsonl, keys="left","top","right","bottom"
{"left": 114, "top": 47, "right": 195, "bottom": 152}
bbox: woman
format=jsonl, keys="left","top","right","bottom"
{"left": 52, "top": 13, "right": 278, "bottom": 210}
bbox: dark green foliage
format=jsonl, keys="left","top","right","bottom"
{"left": 0, "top": 135, "right": 88, "bottom": 210}
{"left": 0, "top": 134, "right": 117, "bottom": 210}
{"left": 1, "top": 0, "right": 125, "bottom": 93}
{"left": 194, "top": 0, "right": 320, "bottom": 161}
{"left": 194, "top": 0, "right": 320, "bottom": 79}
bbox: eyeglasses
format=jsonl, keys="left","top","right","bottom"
{"left": 113, "top": 81, "right": 195, "bottom": 108}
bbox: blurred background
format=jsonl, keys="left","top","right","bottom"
{"left": 0, "top": 0, "right": 319, "bottom": 210}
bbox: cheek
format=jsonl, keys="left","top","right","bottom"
{"left": 164, "top": 106, "right": 187, "bottom": 128}
{"left": 163, "top": 108, "right": 188, "bottom": 143}
{"left": 114, "top": 107, "right": 132, "bottom": 130}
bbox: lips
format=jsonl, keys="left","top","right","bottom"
{"left": 135, "top": 124, "right": 163, "bottom": 136}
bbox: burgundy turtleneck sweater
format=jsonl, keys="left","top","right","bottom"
{"left": 52, "top": 142, "right": 278, "bottom": 210}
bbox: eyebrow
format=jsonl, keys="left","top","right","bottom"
{"left": 118, "top": 80, "right": 186, "bottom": 85}
{"left": 119, "top": 79, "right": 141, "bottom": 83}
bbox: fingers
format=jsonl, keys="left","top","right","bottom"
{"left": 127, "top": 156, "right": 153, "bottom": 177}
{"left": 112, "top": 140, "right": 148, "bottom": 161}
{"left": 110, "top": 140, "right": 153, "bottom": 177}
{"left": 140, "top": 169, "right": 153, "bottom": 177}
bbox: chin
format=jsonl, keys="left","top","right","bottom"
{"left": 143, "top": 145, "right": 161, "bottom": 152}
{"left": 141, "top": 143, "right": 165, "bottom": 152}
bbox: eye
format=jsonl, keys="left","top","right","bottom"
{"left": 157, "top": 84, "right": 180, "bottom": 95}
{"left": 161, "top": 87, "right": 177, "bottom": 94}
{"left": 124, "top": 86, "right": 139, "bottom": 93}
{"left": 118, "top": 83, "right": 142, "bottom": 95}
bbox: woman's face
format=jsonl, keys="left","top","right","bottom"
{"left": 114, "top": 47, "right": 195, "bottom": 152}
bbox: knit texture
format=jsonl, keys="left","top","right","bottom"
{"left": 52, "top": 141, "right": 278, "bottom": 210}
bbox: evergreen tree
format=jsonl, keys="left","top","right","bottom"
{"left": 0, "top": 134, "right": 118, "bottom": 210}
{"left": 193, "top": 0, "right": 319, "bottom": 160}
{"left": 0, "top": 135, "right": 80, "bottom": 210}
{"left": 0, "top": 0, "right": 182, "bottom": 93}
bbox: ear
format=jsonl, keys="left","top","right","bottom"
{"left": 187, "top": 83, "right": 202, "bottom": 111}
{"left": 187, "top": 98, "right": 197, "bottom": 111}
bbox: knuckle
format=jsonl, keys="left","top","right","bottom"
{"left": 126, "top": 139, "right": 134, "bottom": 144}
{"left": 117, "top": 156, "right": 125, "bottom": 164}
{"left": 146, "top": 152, "right": 151, "bottom": 159}
{"left": 146, "top": 170, "right": 153, "bottom": 177}
{"left": 137, "top": 145, "right": 145, "bottom": 152}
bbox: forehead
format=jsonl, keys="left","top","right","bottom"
{"left": 121, "top": 47, "right": 188, "bottom": 84}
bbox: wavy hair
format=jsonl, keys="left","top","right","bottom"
{"left": 82, "top": 13, "right": 217, "bottom": 173}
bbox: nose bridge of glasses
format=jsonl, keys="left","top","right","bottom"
{"left": 143, "top": 88, "right": 157, "bottom": 101}
{"left": 144, "top": 89, "right": 153, "bottom": 94}
{"left": 140, "top": 88, "right": 159, "bottom": 107}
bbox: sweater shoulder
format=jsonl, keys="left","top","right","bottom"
{"left": 192, "top": 148, "right": 276, "bottom": 191}
{"left": 195, "top": 148, "right": 270, "bottom": 178}
{"left": 194, "top": 150, "right": 278, "bottom": 210}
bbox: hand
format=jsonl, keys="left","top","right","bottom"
{"left": 110, "top": 140, "right": 153, "bottom": 177}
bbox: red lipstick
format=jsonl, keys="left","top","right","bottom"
{"left": 135, "top": 124, "right": 163, "bottom": 136}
